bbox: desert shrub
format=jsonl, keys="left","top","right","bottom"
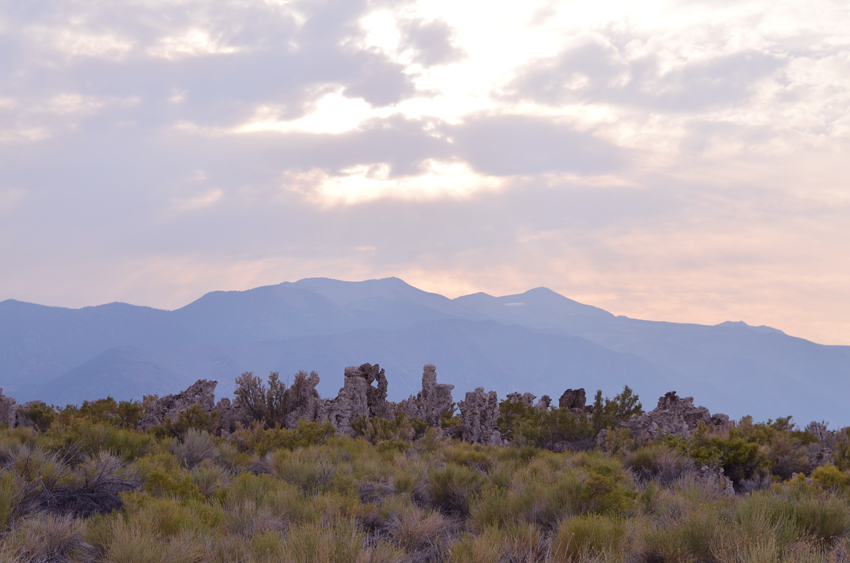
{"left": 21, "top": 402, "right": 57, "bottom": 432}
{"left": 626, "top": 443, "right": 695, "bottom": 486}
{"left": 497, "top": 399, "right": 541, "bottom": 446}
{"left": 191, "top": 465, "right": 229, "bottom": 498}
{"left": 425, "top": 463, "right": 484, "bottom": 516}
{"left": 0, "top": 469, "right": 20, "bottom": 529}
{"left": 232, "top": 419, "right": 335, "bottom": 455}
{"left": 811, "top": 463, "right": 849, "bottom": 490}
{"left": 591, "top": 386, "right": 643, "bottom": 434}
{"left": 442, "top": 443, "right": 494, "bottom": 472}
{"left": 267, "top": 450, "right": 351, "bottom": 495}
{"left": 45, "top": 419, "right": 155, "bottom": 461}
{"left": 169, "top": 428, "right": 218, "bottom": 469}
{"left": 144, "top": 469, "right": 204, "bottom": 502}
{"left": 158, "top": 404, "right": 218, "bottom": 439}
{"left": 58, "top": 397, "right": 143, "bottom": 429}
{"left": 0, "top": 426, "right": 37, "bottom": 451}
{"left": 0, "top": 512, "right": 95, "bottom": 562}
{"left": 833, "top": 428, "right": 850, "bottom": 472}
{"left": 499, "top": 521, "right": 548, "bottom": 562}
{"left": 736, "top": 490, "right": 850, "bottom": 547}
{"left": 386, "top": 504, "right": 448, "bottom": 554}
{"left": 666, "top": 423, "right": 764, "bottom": 489}
{"left": 351, "top": 414, "right": 428, "bottom": 445}
{"left": 765, "top": 433, "right": 811, "bottom": 481}
{"left": 234, "top": 371, "right": 288, "bottom": 427}
{"left": 234, "top": 370, "right": 320, "bottom": 429}
{"left": 8, "top": 450, "right": 138, "bottom": 519}
{"left": 283, "top": 519, "right": 366, "bottom": 563}
{"left": 551, "top": 514, "right": 628, "bottom": 562}
{"left": 448, "top": 527, "right": 506, "bottom": 563}
{"left": 498, "top": 402, "right": 595, "bottom": 451}
{"left": 579, "top": 469, "right": 637, "bottom": 516}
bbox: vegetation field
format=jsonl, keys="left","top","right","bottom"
{"left": 3, "top": 386, "right": 850, "bottom": 563}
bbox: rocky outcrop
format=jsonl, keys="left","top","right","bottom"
{"left": 319, "top": 363, "right": 393, "bottom": 435}
{"left": 697, "top": 465, "right": 735, "bottom": 497}
{"left": 506, "top": 392, "right": 536, "bottom": 408}
{"left": 361, "top": 364, "right": 392, "bottom": 420}
{"left": 397, "top": 364, "right": 455, "bottom": 426}
{"left": 805, "top": 421, "right": 833, "bottom": 467}
{"left": 621, "top": 391, "right": 731, "bottom": 443}
{"left": 559, "top": 388, "right": 587, "bottom": 411}
{"left": 535, "top": 395, "right": 552, "bottom": 411}
{"left": 458, "top": 387, "right": 502, "bottom": 445}
{"left": 137, "top": 379, "right": 218, "bottom": 431}
{"left": 213, "top": 398, "right": 241, "bottom": 436}
{"left": 0, "top": 389, "right": 19, "bottom": 427}
{"left": 283, "top": 370, "right": 323, "bottom": 428}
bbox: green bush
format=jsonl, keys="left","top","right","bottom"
{"left": 57, "top": 398, "right": 143, "bottom": 429}
{"left": 591, "top": 386, "right": 643, "bottom": 434}
{"left": 158, "top": 404, "right": 218, "bottom": 439}
{"left": 22, "top": 402, "right": 56, "bottom": 432}
{"left": 144, "top": 470, "right": 205, "bottom": 502}
{"left": 233, "top": 419, "right": 335, "bottom": 455}
{"left": 812, "top": 463, "right": 849, "bottom": 490}
{"left": 351, "top": 414, "right": 427, "bottom": 445}
{"left": 44, "top": 420, "right": 156, "bottom": 462}
{"left": 666, "top": 423, "right": 764, "bottom": 489}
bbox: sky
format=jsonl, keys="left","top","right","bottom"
{"left": 1, "top": 0, "right": 849, "bottom": 345}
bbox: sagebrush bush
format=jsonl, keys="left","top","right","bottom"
{"left": 169, "top": 428, "right": 218, "bottom": 468}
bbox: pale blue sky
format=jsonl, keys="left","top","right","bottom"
{"left": 1, "top": 0, "right": 849, "bottom": 344}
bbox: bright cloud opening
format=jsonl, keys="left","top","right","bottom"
{"left": 286, "top": 160, "right": 506, "bottom": 206}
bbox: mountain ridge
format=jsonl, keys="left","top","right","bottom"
{"left": 2, "top": 277, "right": 847, "bottom": 425}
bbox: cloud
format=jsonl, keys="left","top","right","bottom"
{"left": 446, "top": 114, "right": 627, "bottom": 176}
{"left": 0, "top": 0, "right": 849, "bottom": 347}
{"left": 507, "top": 41, "right": 785, "bottom": 112}
{"left": 401, "top": 18, "right": 466, "bottom": 67}
{"left": 284, "top": 159, "right": 505, "bottom": 206}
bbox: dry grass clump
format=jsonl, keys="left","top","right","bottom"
{"left": 0, "top": 512, "right": 95, "bottom": 562}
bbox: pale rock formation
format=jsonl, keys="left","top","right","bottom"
{"left": 283, "top": 371, "right": 323, "bottom": 428}
{"left": 397, "top": 364, "right": 455, "bottom": 426}
{"left": 559, "top": 388, "right": 587, "bottom": 411}
{"left": 697, "top": 465, "right": 735, "bottom": 497}
{"left": 458, "top": 387, "right": 502, "bottom": 445}
{"left": 0, "top": 389, "right": 19, "bottom": 428}
{"left": 213, "top": 397, "right": 240, "bottom": 436}
{"left": 506, "top": 392, "right": 536, "bottom": 408}
{"left": 320, "top": 363, "right": 392, "bottom": 435}
{"left": 535, "top": 395, "right": 552, "bottom": 411}
{"left": 137, "top": 379, "right": 218, "bottom": 431}
{"left": 621, "top": 391, "right": 731, "bottom": 443}
{"left": 805, "top": 421, "right": 834, "bottom": 467}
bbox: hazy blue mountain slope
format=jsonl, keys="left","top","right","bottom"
{"left": 4, "top": 277, "right": 850, "bottom": 425}
{"left": 0, "top": 299, "right": 189, "bottom": 394}
{"left": 170, "top": 284, "right": 358, "bottom": 344}
{"left": 37, "top": 320, "right": 693, "bottom": 412}
{"left": 41, "top": 347, "right": 191, "bottom": 405}
{"left": 454, "top": 288, "right": 613, "bottom": 326}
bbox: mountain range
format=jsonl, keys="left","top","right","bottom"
{"left": 1, "top": 277, "right": 848, "bottom": 425}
